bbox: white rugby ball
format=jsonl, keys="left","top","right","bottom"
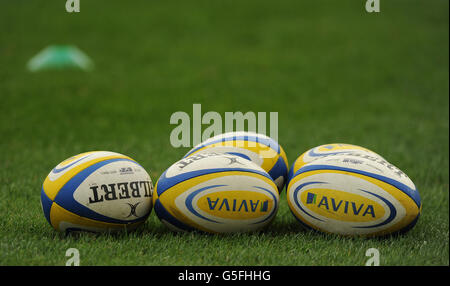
{"left": 287, "top": 153, "right": 421, "bottom": 236}
{"left": 153, "top": 152, "right": 280, "bottom": 233}
{"left": 41, "top": 151, "right": 153, "bottom": 232}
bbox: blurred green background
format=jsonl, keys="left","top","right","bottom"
{"left": 0, "top": 0, "right": 448, "bottom": 265}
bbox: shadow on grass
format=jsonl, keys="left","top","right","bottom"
{"left": 46, "top": 219, "right": 307, "bottom": 241}
{"left": 47, "top": 216, "right": 416, "bottom": 242}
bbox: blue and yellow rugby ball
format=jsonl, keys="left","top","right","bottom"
{"left": 287, "top": 153, "right": 421, "bottom": 236}
{"left": 153, "top": 152, "right": 280, "bottom": 233}
{"left": 184, "top": 131, "right": 289, "bottom": 192}
{"left": 40, "top": 151, "right": 153, "bottom": 232}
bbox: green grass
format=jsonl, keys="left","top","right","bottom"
{"left": 0, "top": 0, "right": 448, "bottom": 265}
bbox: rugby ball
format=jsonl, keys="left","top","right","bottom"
{"left": 153, "top": 152, "right": 280, "bottom": 233}
{"left": 184, "top": 131, "right": 289, "bottom": 192}
{"left": 287, "top": 153, "right": 421, "bottom": 236}
{"left": 40, "top": 151, "right": 153, "bottom": 232}
{"left": 287, "top": 143, "right": 385, "bottom": 187}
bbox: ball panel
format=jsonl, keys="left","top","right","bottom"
{"left": 292, "top": 164, "right": 421, "bottom": 209}
{"left": 165, "top": 152, "right": 266, "bottom": 178}
{"left": 49, "top": 202, "right": 143, "bottom": 232}
{"left": 43, "top": 151, "right": 133, "bottom": 201}
{"left": 289, "top": 143, "right": 385, "bottom": 182}
{"left": 185, "top": 132, "right": 281, "bottom": 157}
{"left": 153, "top": 198, "right": 194, "bottom": 232}
{"left": 187, "top": 142, "right": 278, "bottom": 171}
{"left": 53, "top": 158, "right": 150, "bottom": 224}
{"left": 157, "top": 166, "right": 273, "bottom": 197}
{"left": 71, "top": 160, "right": 152, "bottom": 222}
{"left": 268, "top": 154, "right": 289, "bottom": 191}
{"left": 40, "top": 187, "right": 53, "bottom": 226}
{"left": 279, "top": 145, "right": 289, "bottom": 171}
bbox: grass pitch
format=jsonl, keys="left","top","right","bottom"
{"left": 0, "top": 0, "right": 448, "bottom": 266}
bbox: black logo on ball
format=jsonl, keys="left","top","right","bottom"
{"left": 125, "top": 202, "right": 141, "bottom": 218}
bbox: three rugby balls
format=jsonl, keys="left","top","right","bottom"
{"left": 40, "top": 151, "right": 153, "bottom": 232}
{"left": 153, "top": 152, "right": 280, "bottom": 233}
{"left": 287, "top": 153, "right": 421, "bottom": 236}
{"left": 184, "top": 131, "right": 289, "bottom": 192}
